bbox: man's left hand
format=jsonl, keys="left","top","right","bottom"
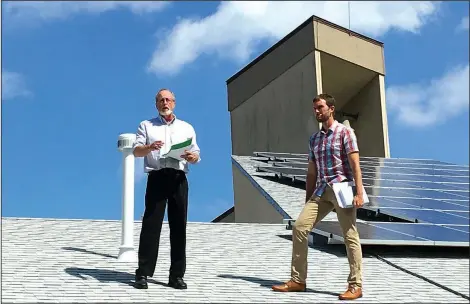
{"left": 181, "top": 150, "right": 199, "bottom": 163}
{"left": 353, "top": 194, "right": 364, "bottom": 208}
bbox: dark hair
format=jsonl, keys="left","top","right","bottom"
{"left": 313, "top": 93, "right": 336, "bottom": 118}
{"left": 313, "top": 93, "right": 336, "bottom": 108}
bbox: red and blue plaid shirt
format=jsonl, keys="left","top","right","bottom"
{"left": 308, "top": 120, "right": 359, "bottom": 197}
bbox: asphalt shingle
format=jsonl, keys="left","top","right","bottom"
{"left": 2, "top": 217, "right": 469, "bottom": 303}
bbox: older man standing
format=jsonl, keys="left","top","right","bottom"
{"left": 272, "top": 93, "right": 365, "bottom": 301}
{"left": 133, "top": 89, "right": 201, "bottom": 290}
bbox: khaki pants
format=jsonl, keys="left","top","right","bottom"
{"left": 290, "top": 186, "right": 363, "bottom": 287}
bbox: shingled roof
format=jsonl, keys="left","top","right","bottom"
{"left": 2, "top": 218, "right": 469, "bottom": 302}
{"left": 2, "top": 156, "right": 469, "bottom": 303}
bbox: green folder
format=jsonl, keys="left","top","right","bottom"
{"left": 162, "top": 138, "right": 193, "bottom": 160}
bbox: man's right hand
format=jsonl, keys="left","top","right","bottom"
{"left": 133, "top": 141, "right": 164, "bottom": 157}
{"left": 148, "top": 141, "right": 164, "bottom": 151}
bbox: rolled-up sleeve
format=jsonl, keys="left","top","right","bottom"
{"left": 189, "top": 125, "right": 201, "bottom": 163}
{"left": 342, "top": 127, "right": 359, "bottom": 154}
{"left": 133, "top": 121, "right": 147, "bottom": 150}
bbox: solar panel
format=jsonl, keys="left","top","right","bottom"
{"left": 255, "top": 152, "right": 469, "bottom": 170}
{"left": 364, "top": 162, "right": 468, "bottom": 173}
{"left": 368, "top": 196, "right": 469, "bottom": 211}
{"left": 279, "top": 158, "right": 308, "bottom": 163}
{"left": 360, "top": 157, "right": 446, "bottom": 165}
{"left": 362, "top": 186, "right": 467, "bottom": 205}
{"left": 253, "top": 152, "right": 469, "bottom": 247}
{"left": 362, "top": 178, "right": 421, "bottom": 189}
{"left": 363, "top": 163, "right": 468, "bottom": 173}
{"left": 378, "top": 179, "right": 468, "bottom": 191}
{"left": 444, "top": 211, "right": 469, "bottom": 219}
{"left": 269, "top": 160, "right": 470, "bottom": 180}
{"left": 365, "top": 179, "right": 469, "bottom": 198}
{"left": 254, "top": 152, "right": 307, "bottom": 159}
{"left": 364, "top": 186, "right": 425, "bottom": 198}
{"left": 440, "top": 199, "right": 470, "bottom": 207}
{"left": 435, "top": 175, "right": 470, "bottom": 183}
{"left": 367, "top": 207, "right": 469, "bottom": 225}
{"left": 391, "top": 197, "right": 467, "bottom": 210}
{"left": 363, "top": 172, "right": 467, "bottom": 184}
{"left": 361, "top": 160, "right": 468, "bottom": 170}
{"left": 393, "top": 188, "right": 468, "bottom": 201}
{"left": 371, "top": 222, "right": 469, "bottom": 244}
{"left": 269, "top": 161, "right": 308, "bottom": 168}
{"left": 313, "top": 221, "right": 431, "bottom": 244}
{"left": 260, "top": 155, "right": 469, "bottom": 180}
{"left": 257, "top": 166, "right": 306, "bottom": 176}
{"left": 447, "top": 183, "right": 470, "bottom": 191}
{"left": 360, "top": 157, "right": 467, "bottom": 168}
{"left": 444, "top": 190, "right": 469, "bottom": 199}
{"left": 258, "top": 164, "right": 469, "bottom": 202}
{"left": 362, "top": 166, "right": 425, "bottom": 175}
{"left": 410, "top": 168, "right": 469, "bottom": 177}
{"left": 367, "top": 196, "right": 411, "bottom": 208}
{"left": 313, "top": 221, "right": 469, "bottom": 246}
{"left": 442, "top": 225, "right": 469, "bottom": 233}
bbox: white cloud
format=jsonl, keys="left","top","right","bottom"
{"left": 3, "top": 1, "right": 169, "bottom": 25}
{"left": 2, "top": 70, "right": 32, "bottom": 101}
{"left": 457, "top": 16, "right": 469, "bottom": 31}
{"left": 147, "top": 1, "right": 439, "bottom": 76}
{"left": 386, "top": 64, "right": 469, "bottom": 127}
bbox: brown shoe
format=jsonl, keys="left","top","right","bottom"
{"left": 272, "top": 280, "right": 306, "bottom": 292}
{"left": 338, "top": 285, "right": 363, "bottom": 300}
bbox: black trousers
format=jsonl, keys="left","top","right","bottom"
{"left": 136, "top": 168, "right": 188, "bottom": 278}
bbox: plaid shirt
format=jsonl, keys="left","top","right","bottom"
{"left": 308, "top": 120, "right": 359, "bottom": 197}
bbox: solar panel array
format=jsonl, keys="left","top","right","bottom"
{"left": 254, "top": 151, "right": 470, "bottom": 247}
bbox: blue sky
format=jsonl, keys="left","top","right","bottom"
{"left": 2, "top": 1, "right": 469, "bottom": 222}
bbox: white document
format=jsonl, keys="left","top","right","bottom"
{"left": 162, "top": 137, "right": 193, "bottom": 161}
{"left": 331, "top": 181, "right": 369, "bottom": 208}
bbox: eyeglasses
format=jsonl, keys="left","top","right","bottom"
{"left": 157, "top": 97, "right": 174, "bottom": 104}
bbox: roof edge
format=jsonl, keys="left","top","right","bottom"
{"left": 226, "top": 16, "right": 314, "bottom": 85}
{"left": 314, "top": 15, "right": 384, "bottom": 47}
{"left": 231, "top": 156, "right": 291, "bottom": 219}
{"left": 226, "top": 15, "right": 384, "bottom": 85}
{"left": 211, "top": 206, "right": 235, "bottom": 223}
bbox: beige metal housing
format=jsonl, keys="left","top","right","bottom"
{"left": 217, "top": 15, "right": 391, "bottom": 223}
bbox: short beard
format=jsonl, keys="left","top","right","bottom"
{"left": 159, "top": 109, "right": 173, "bottom": 116}
{"left": 315, "top": 114, "right": 329, "bottom": 123}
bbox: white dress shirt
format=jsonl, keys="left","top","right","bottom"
{"left": 133, "top": 115, "right": 201, "bottom": 174}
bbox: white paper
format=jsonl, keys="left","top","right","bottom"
{"left": 162, "top": 137, "right": 193, "bottom": 161}
{"left": 331, "top": 181, "right": 369, "bottom": 208}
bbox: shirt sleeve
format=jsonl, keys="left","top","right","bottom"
{"left": 133, "top": 121, "right": 147, "bottom": 149}
{"left": 308, "top": 135, "right": 315, "bottom": 161}
{"left": 189, "top": 125, "right": 201, "bottom": 163}
{"left": 342, "top": 127, "right": 359, "bottom": 154}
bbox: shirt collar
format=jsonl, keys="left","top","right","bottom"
{"left": 320, "top": 120, "right": 338, "bottom": 134}
{"left": 157, "top": 113, "right": 177, "bottom": 125}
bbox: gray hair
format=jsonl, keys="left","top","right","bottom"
{"left": 155, "top": 88, "right": 176, "bottom": 102}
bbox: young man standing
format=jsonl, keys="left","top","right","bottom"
{"left": 132, "top": 89, "right": 201, "bottom": 290}
{"left": 272, "top": 93, "right": 365, "bottom": 301}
